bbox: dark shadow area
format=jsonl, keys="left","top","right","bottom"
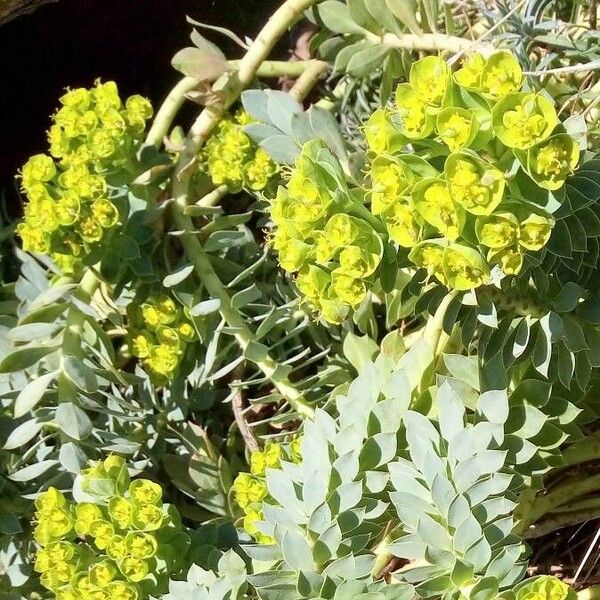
{"left": 0, "top": 0, "right": 284, "bottom": 211}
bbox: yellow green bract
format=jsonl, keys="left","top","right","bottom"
{"left": 127, "top": 294, "right": 197, "bottom": 382}
{"left": 233, "top": 439, "right": 301, "bottom": 545}
{"left": 269, "top": 140, "right": 384, "bottom": 324}
{"left": 17, "top": 81, "right": 153, "bottom": 273}
{"left": 199, "top": 110, "right": 278, "bottom": 192}
{"left": 515, "top": 576, "right": 576, "bottom": 600}
{"left": 266, "top": 50, "right": 580, "bottom": 321}
{"left": 32, "top": 455, "right": 188, "bottom": 600}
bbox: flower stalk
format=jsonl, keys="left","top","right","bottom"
{"left": 169, "top": 0, "right": 320, "bottom": 417}
{"left": 146, "top": 59, "right": 324, "bottom": 147}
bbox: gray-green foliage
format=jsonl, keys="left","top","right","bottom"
{"left": 226, "top": 338, "right": 553, "bottom": 599}
{"left": 389, "top": 385, "right": 526, "bottom": 600}
{"left": 160, "top": 551, "right": 248, "bottom": 600}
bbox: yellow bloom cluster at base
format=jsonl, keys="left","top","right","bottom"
{"left": 199, "top": 110, "right": 278, "bottom": 192}
{"left": 128, "top": 294, "right": 197, "bottom": 382}
{"left": 32, "top": 456, "right": 188, "bottom": 600}
{"left": 17, "top": 80, "right": 153, "bottom": 273}
{"left": 232, "top": 439, "right": 301, "bottom": 544}
{"left": 512, "top": 575, "right": 576, "bottom": 600}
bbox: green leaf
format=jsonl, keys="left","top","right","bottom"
{"left": 188, "top": 453, "right": 229, "bottom": 516}
{"left": 8, "top": 322, "right": 61, "bottom": 342}
{"left": 346, "top": 44, "right": 390, "bottom": 78}
{"left": 380, "top": 330, "right": 406, "bottom": 363}
{"left": 317, "top": 0, "right": 368, "bottom": 34}
{"left": 171, "top": 47, "right": 229, "bottom": 80}
{"left": 343, "top": 331, "right": 379, "bottom": 371}
{"left": 63, "top": 356, "right": 99, "bottom": 394}
{"left": 9, "top": 459, "right": 58, "bottom": 482}
{"left": 443, "top": 354, "right": 479, "bottom": 390}
{"left": 0, "top": 345, "right": 59, "bottom": 373}
{"left": 348, "top": 0, "right": 381, "bottom": 33}
{"left": 552, "top": 282, "right": 584, "bottom": 313}
{"left": 359, "top": 433, "right": 397, "bottom": 469}
{"left": 163, "top": 263, "right": 195, "bottom": 288}
{"left": 386, "top": 0, "right": 423, "bottom": 33}
{"left": 0, "top": 509, "right": 22, "bottom": 535}
{"left": 259, "top": 135, "right": 300, "bottom": 164}
{"left": 231, "top": 284, "right": 262, "bottom": 310}
{"left": 366, "top": 0, "right": 405, "bottom": 36}
{"left": 281, "top": 530, "right": 315, "bottom": 572}
{"left": 55, "top": 402, "right": 93, "bottom": 440}
{"left": 14, "top": 370, "right": 57, "bottom": 418}
{"left": 478, "top": 390, "right": 509, "bottom": 425}
{"left": 190, "top": 298, "right": 221, "bottom": 317}
{"left": 3, "top": 418, "right": 43, "bottom": 450}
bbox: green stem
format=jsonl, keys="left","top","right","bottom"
{"left": 444, "top": 3, "right": 457, "bottom": 36}
{"left": 523, "top": 502, "right": 600, "bottom": 539}
{"left": 184, "top": 184, "right": 230, "bottom": 215}
{"left": 169, "top": 0, "right": 319, "bottom": 417}
{"left": 172, "top": 213, "right": 314, "bottom": 418}
{"left": 484, "top": 286, "right": 547, "bottom": 318}
{"left": 288, "top": 60, "right": 329, "bottom": 102}
{"left": 563, "top": 432, "right": 600, "bottom": 467}
{"left": 146, "top": 77, "right": 198, "bottom": 147}
{"left": 62, "top": 268, "right": 100, "bottom": 357}
{"left": 145, "top": 59, "right": 323, "bottom": 148}
{"left": 423, "top": 291, "right": 459, "bottom": 356}
{"left": 365, "top": 31, "right": 489, "bottom": 53}
{"left": 515, "top": 473, "right": 600, "bottom": 534}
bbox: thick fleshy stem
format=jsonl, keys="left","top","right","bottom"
{"left": 423, "top": 291, "right": 459, "bottom": 357}
{"left": 515, "top": 473, "right": 600, "bottom": 535}
{"left": 145, "top": 59, "right": 324, "bottom": 148}
{"left": 365, "top": 31, "right": 489, "bottom": 53}
{"left": 172, "top": 216, "right": 314, "bottom": 418}
{"left": 62, "top": 268, "right": 101, "bottom": 357}
{"left": 563, "top": 432, "right": 600, "bottom": 467}
{"left": 170, "top": 0, "right": 320, "bottom": 418}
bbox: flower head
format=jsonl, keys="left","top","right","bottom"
{"left": 516, "top": 576, "right": 575, "bottom": 600}
{"left": 528, "top": 133, "right": 580, "bottom": 190}
{"left": 409, "top": 56, "right": 451, "bottom": 108}
{"left": 443, "top": 244, "right": 490, "bottom": 290}
{"left": 412, "top": 179, "right": 464, "bottom": 240}
{"left": 480, "top": 50, "right": 523, "bottom": 98}
{"left": 493, "top": 92, "right": 558, "bottom": 149}
{"left": 250, "top": 443, "right": 282, "bottom": 477}
{"left": 395, "top": 84, "right": 434, "bottom": 139}
{"left": 364, "top": 108, "right": 404, "bottom": 154}
{"left": 17, "top": 80, "right": 152, "bottom": 272}
{"left": 436, "top": 108, "right": 478, "bottom": 152}
{"left": 476, "top": 212, "right": 519, "bottom": 249}
{"left": 445, "top": 154, "right": 505, "bottom": 216}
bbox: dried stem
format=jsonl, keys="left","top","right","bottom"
{"left": 232, "top": 389, "right": 260, "bottom": 452}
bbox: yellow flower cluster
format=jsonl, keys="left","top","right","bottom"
{"left": 32, "top": 456, "right": 187, "bottom": 600}
{"left": 269, "top": 51, "right": 580, "bottom": 318}
{"left": 128, "top": 294, "right": 197, "bottom": 382}
{"left": 515, "top": 576, "right": 575, "bottom": 600}
{"left": 270, "top": 141, "right": 384, "bottom": 324}
{"left": 200, "top": 110, "right": 278, "bottom": 192}
{"left": 364, "top": 50, "right": 578, "bottom": 291}
{"left": 232, "top": 439, "right": 301, "bottom": 544}
{"left": 17, "top": 81, "right": 152, "bottom": 273}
